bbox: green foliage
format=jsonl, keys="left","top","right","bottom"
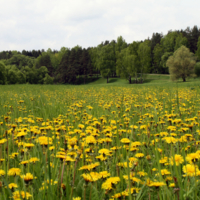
{"left": 194, "top": 62, "right": 200, "bottom": 77}
{"left": 116, "top": 41, "right": 141, "bottom": 83}
{"left": 174, "top": 33, "right": 189, "bottom": 51}
{"left": 138, "top": 40, "right": 151, "bottom": 81}
{"left": 153, "top": 43, "right": 163, "bottom": 73}
{"left": 7, "top": 70, "right": 18, "bottom": 84}
{"left": 161, "top": 31, "right": 179, "bottom": 53}
{"left": 115, "top": 36, "right": 127, "bottom": 53}
{"left": 6, "top": 54, "right": 35, "bottom": 68}
{"left": 36, "top": 53, "right": 54, "bottom": 76}
{"left": 160, "top": 52, "right": 172, "bottom": 74}
{"left": 116, "top": 48, "right": 128, "bottom": 79}
{"left": 44, "top": 73, "right": 54, "bottom": 84}
{"left": 0, "top": 61, "right": 6, "bottom": 84}
{"left": 16, "top": 71, "right": 26, "bottom": 84}
{"left": 97, "top": 44, "right": 115, "bottom": 83}
{"left": 166, "top": 45, "right": 196, "bottom": 81}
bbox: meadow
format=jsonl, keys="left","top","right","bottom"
{"left": 1, "top": 78, "right": 200, "bottom": 200}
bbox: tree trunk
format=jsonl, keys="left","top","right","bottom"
{"left": 129, "top": 76, "right": 131, "bottom": 84}
{"left": 182, "top": 76, "right": 186, "bottom": 82}
{"left": 84, "top": 71, "right": 85, "bottom": 84}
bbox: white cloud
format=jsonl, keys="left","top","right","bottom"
{"left": 0, "top": 0, "right": 199, "bottom": 51}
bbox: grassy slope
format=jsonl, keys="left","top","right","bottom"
{"left": 87, "top": 74, "right": 200, "bottom": 88}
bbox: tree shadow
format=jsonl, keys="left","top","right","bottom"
{"left": 108, "top": 78, "right": 118, "bottom": 83}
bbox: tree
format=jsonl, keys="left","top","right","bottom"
{"left": 80, "top": 49, "right": 90, "bottom": 84}
{"left": 166, "top": 46, "right": 196, "bottom": 82}
{"left": 36, "top": 53, "right": 54, "bottom": 77}
{"left": 0, "top": 61, "right": 6, "bottom": 84}
{"left": 7, "top": 70, "right": 18, "bottom": 84}
{"left": 150, "top": 33, "right": 163, "bottom": 72}
{"left": 161, "top": 31, "right": 179, "bottom": 53}
{"left": 127, "top": 42, "right": 140, "bottom": 82}
{"left": 116, "top": 42, "right": 141, "bottom": 84}
{"left": 160, "top": 52, "right": 172, "bottom": 74}
{"left": 125, "top": 49, "right": 138, "bottom": 83}
{"left": 97, "top": 44, "right": 115, "bottom": 83}
{"left": 115, "top": 36, "right": 127, "bottom": 53}
{"left": 153, "top": 43, "right": 163, "bottom": 73}
{"left": 174, "top": 33, "right": 189, "bottom": 51}
{"left": 138, "top": 40, "right": 151, "bottom": 82}
{"left": 17, "top": 71, "right": 26, "bottom": 84}
{"left": 116, "top": 48, "right": 129, "bottom": 81}
{"left": 189, "top": 25, "right": 200, "bottom": 53}
{"left": 196, "top": 36, "right": 200, "bottom": 61}
{"left": 115, "top": 36, "right": 127, "bottom": 78}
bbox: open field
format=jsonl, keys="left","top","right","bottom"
{"left": 1, "top": 79, "right": 200, "bottom": 199}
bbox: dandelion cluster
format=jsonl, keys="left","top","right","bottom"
{"left": 0, "top": 85, "right": 200, "bottom": 199}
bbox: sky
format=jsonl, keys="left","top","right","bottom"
{"left": 0, "top": 0, "right": 200, "bottom": 51}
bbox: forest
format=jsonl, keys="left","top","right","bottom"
{"left": 0, "top": 25, "right": 200, "bottom": 84}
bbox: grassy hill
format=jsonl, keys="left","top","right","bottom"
{"left": 88, "top": 74, "right": 170, "bottom": 85}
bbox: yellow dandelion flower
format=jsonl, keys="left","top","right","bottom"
{"left": 8, "top": 168, "right": 21, "bottom": 176}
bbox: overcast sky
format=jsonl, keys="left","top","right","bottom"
{"left": 0, "top": 0, "right": 199, "bottom": 51}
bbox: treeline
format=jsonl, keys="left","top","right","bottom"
{"left": 0, "top": 25, "right": 200, "bottom": 84}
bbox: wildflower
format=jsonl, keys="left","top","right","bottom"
{"left": 8, "top": 168, "right": 21, "bottom": 176}
{"left": 8, "top": 183, "right": 18, "bottom": 190}
{"left": 0, "top": 169, "right": 5, "bottom": 176}
{"left": 85, "top": 135, "right": 96, "bottom": 145}
{"left": 73, "top": 197, "right": 81, "bottom": 200}
{"left": 29, "top": 157, "right": 39, "bottom": 163}
{"left": 112, "top": 193, "right": 122, "bottom": 199}
{"left": 79, "top": 162, "right": 100, "bottom": 171}
{"left": 121, "top": 187, "right": 140, "bottom": 196}
{"left": 36, "top": 136, "right": 52, "bottom": 146}
{"left": 183, "top": 164, "right": 199, "bottom": 177}
{"left": 98, "top": 148, "right": 111, "bottom": 156}
{"left": 149, "top": 181, "right": 166, "bottom": 188}
{"left": 159, "top": 157, "right": 168, "bottom": 165}
{"left": 156, "top": 169, "right": 171, "bottom": 176}
{"left": 96, "top": 154, "right": 108, "bottom": 161}
{"left": 135, "top": 153, "right": 144, "bottom": 158}
{"left": 20, "top": 160, "right": 29, "bottom": 166}
{"left": 82, "top": 172, "right": 101, "bottom": 183}
{"left": 169, "top": 154, "right": 184, "bottom": 166}
{"left": 99, "top": 171, "right": 111, "bottom": 178}
{"left": 24, "top": 143, "right": 34, "bottom": 148}
{"left": 120, "top": 138, "right": 131, "bottom": 144}
{"left": 12, "top": 191, "right": 32, "bottom": 200}
{"left": 9, "top": 153, "right": 19, "bottom": 159}
{"left": 186, "top": 153, "right": 200, "bottom": 163}
{"left": 21, "top": 173, "right": 34, "bottom": 183}
{"left": 61, "top": 183, "right": 66, "bottom": 190}
{"left": 16, "top": 131, "right": 27, "bottom": 139}
{"left": 169, "top": 183, "right": 175, "bottom": 187}
{"left": 0, "top": 139, "right": 7, "bottom": 145}
{"left": 162, "top": 137, "right": 178, "bottom": 144}
{"left": 102, "top": 177, "right": 120, "bottom": 190}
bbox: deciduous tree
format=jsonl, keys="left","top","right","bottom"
{"left": 166, "top": 46, "right": 196, "bottom": 82}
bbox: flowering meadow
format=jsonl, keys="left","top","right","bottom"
{"left": 1, "top": 83, "right": 200, "bottom": 200}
